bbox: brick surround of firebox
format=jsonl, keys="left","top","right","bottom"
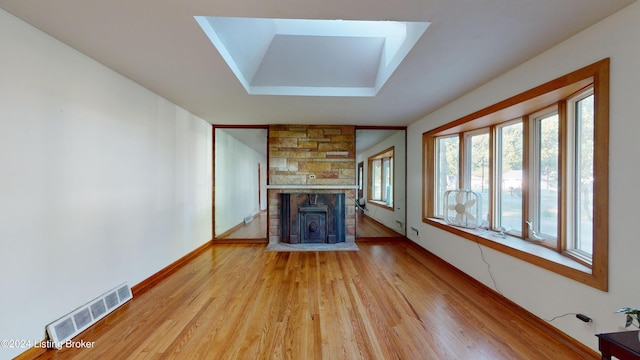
{"left": 268, "top": 125, "right": 356, "bottom": 244}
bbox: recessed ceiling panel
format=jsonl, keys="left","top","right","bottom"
{"left": 195, "top": 17, "right": 430, "bottom": 97}
{"left": 251, "top": 35, "right": 384, "bottom": 88}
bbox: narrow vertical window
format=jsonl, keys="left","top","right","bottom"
{"left": 530, "top": 109, "right": 560, "bottom": 245}
{"left": 358, "top": 162, "right": 363, "bottom": 192}
{"left": 382, "top": 157, "right": 393, "bottom": 205}
{"left": 435, "top": 136, "right": 459, "bottom": 218}
{"left": 464, "top": 131, "right": 490, "bottom": 226}
{"left": 572, "top": 92, "right": 595, "bottom": 257}
{"left": 372, "top": 159, "right": 382, "bottom": 200}
{"left": 368, "top": 147, "right": 394, "bottom": 208}
{"left": 497, "top": 121, "right": 523, "bottom": 234}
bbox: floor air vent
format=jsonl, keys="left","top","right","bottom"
{"left": 46, "top": 283, "right": 132, "bottom": 347}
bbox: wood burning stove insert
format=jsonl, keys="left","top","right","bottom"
{"left": 280, "top": 193, "right": 345, "bottom": 244}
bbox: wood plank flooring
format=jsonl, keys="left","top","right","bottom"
{"left": 355, "top": 212, "right": 403, "bottom": 238}
{"left": 28, "top": 241, "right": 596, "bottom": 359}
{"left": 217, "top": 211, "right": 267, "bottom": 239}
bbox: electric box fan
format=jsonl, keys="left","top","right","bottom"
{"left": 443, "top": 189, "right": 482, "bottom": 229}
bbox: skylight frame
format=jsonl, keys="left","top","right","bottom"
{"left": 195, "top": 16, "right": 430, "bottom": 97}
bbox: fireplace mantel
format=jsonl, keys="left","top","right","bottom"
{"left": 267, "top": 185, "right": 358, "bottom": 190}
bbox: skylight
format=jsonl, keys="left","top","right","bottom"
{"left": 194, "top": 17, "right": 430, "bottom": 97}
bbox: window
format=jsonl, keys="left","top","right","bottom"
{"left": 568, "top": 90, "right": 595, "bottom": 259}
{"left": 530, "top": 107, "right": 560, "bottom": 247}
{"left": 368, "top": 147, "right": 394, "bottom": 208}
{"left": 464, "top": 130, "right": 490, "bottom": 226}
{"left": 422, "top": 59, "right": 609, "bottom": 291}
{"left": 435, "top": 136, "right": 459, "bottom": 217}
{"left": 358, "top": 162, "right": 364, "bottom": 193}
{"left": 497, "top": 121, "right": 524, "bottom": 235}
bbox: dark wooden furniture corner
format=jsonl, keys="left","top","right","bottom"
{"left": 597, "top": 331, "right": 640, "bottom": 360}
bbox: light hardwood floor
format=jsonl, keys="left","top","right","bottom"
{"left": 216, "top": 211, "right": 267, "bottom": 239}
{"left": 355, "top": 211, "right": 403, "bottom": 238}
{"left": 26, "top": 241, "right": 596, "bottom": 359}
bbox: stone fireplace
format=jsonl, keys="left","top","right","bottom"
{"left": 269, "top": 187, "right": 355, "bottom": 245}
{"left": 267, "top": 124, "right": 356, "bottom": 245}
{"left": 280, "top": 193, "right": 345, "bottom": 244}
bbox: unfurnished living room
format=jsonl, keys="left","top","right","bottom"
{"left": 1, "top": 1, "right": 640, "bottom": 359}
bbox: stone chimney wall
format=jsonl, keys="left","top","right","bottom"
{"left": 269, "top": 125, "right": 355, "bottom": 185}
{"left": 268, "top": 125, "right": 356, "bottom": 243}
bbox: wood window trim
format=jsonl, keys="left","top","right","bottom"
{"left": 422, "top": 58, "right": 609, "bottom": 291}
{"left": 368, "top": 200, "right": 393, "bottom": 211}
{"left": 368, "top": 146, "right": 394, "bottom": 211}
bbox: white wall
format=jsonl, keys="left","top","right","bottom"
{"left": 406, "top": 2, "right": 640, "bottom": 351}
{"left": 0, "top": 9, "right": 212, "bottom": 359}
{"left": 357, "top": 130, "right": 406, "bottom": 234}
{"left": 214, "top": 129, "right": 266, "bottom": 236}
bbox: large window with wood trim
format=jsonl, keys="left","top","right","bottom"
{"left": 368, "top": 147, "right": 394, "bottom": 209}
{"left": 422, "top": 59, "right": 609, "bottom": 291}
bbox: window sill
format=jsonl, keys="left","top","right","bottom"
{"left": 423, "top": 218, "right": 605, "bottom": 290}
{"left": 368, "top": 200, "right": 393, "bottom": 211}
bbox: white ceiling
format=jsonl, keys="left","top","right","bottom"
{"left": 0, "top": 0, "right": 634, "bottom": 126}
